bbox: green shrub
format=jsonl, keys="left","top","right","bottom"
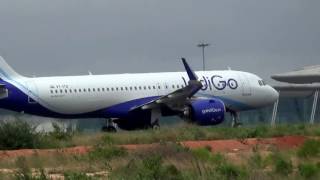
{"left": 298, "top": 163, "right": 319, "bottom": 179}
{"left": 88, "top": 145, "right": 127, "bottom": 161}
{"left": 137, "top": 155, "right": 183, "bottom": 180}
{"left": 245, "top": 126, "right": 268, "bottom": 138}
{"left": 163, "top": 164, "right": 183, "bottom": 180}
{"left": 274, "top": 155, "right": 293, "bottom": 175}
{"left": 49, "top": 123, "right": 74, "bottom": 141}
{"left": 110, "top": 155, "right": 183, "bottom": 180}
{"left": 101, "top": 135, "right": 115, "bottom": 145}
{"left": 297, "top": 139, "right": 320, "bottom": 158}
{"left": 216, "top": 163, "right": 247, "bottom": 179}
{"left": 249, "top": 153, "right": 264, "bottom": 169}
{"left": 138, "top": 155, "right": 163, "bottom": 179}
{"left": 191, "top": 148, "right": 213, "bottom": 162}
{"left": 14, "top": 157, "right": 50, "bottom": 180}
{"left": 14, "top": 157, "right": 33, "bottom": 180}
{"left": 36, "top": 169, "right": 50, "bottom": 180}
{"left": 0, "top": 120, "right": 42, "bottom": 150}
{"left": 211, "top": 153, "right": 226, "bottom": 166}
{"left": 64, "top": 172, "right": 95, "bottom": 180}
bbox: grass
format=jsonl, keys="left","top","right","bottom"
{"left": 0, "top": 122, "right": 320, "bottom": 179}
{"left": 2, "top": 120, "right": 320, "bottom": 150}
{"left": 297, "top": 139, "right": 320, "bottom": 158}
{"left": 99, "top": 123, "right": 320, "bottom": 146}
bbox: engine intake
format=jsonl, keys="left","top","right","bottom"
{"left": 184, "top": 98, "right": 225, "bottom": 126}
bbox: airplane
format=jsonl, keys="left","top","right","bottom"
{"left": 0, "top": 56, "right": 279, "bottom": 131}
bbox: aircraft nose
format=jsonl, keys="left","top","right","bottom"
{"left": 267, "top": 86, "right": 279, "bottom": 104}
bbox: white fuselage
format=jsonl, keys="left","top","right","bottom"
{"left": 16, "top": 70, "right": 278, "bottom": 116}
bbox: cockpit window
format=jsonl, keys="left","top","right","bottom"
{"left": 258, "top": 80, "right": 267, "bottom": 86}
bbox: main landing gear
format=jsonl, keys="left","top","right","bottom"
{"left": 230, "top": 111, "right": 242, "bottom": 128}
{"left": 150, "top": 109, "right": 161, "bottom": 130}
{"left": 151, "top": 119, "right": 160, "bottom": 130}
{"left": 102, "top": 119, "right": 117, "bottom": 132}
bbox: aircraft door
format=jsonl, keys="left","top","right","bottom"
{"left": 25, "top": 81, "right": 39, "bottom": 104}
{"left": 238, "top": 74, "right": 252, "bottom": 96}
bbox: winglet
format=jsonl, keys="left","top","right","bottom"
{"left": 182, "top": 58, "right": 198, "bottom": 81}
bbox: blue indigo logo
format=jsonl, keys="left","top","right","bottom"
{"left": 182, "top": 75, "right": 238, "bottom": 91}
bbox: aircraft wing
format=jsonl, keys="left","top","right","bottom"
{"left": 130, "top": 58, "right": 203, "bottom": 112}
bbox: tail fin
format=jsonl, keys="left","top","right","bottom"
{"left": 0, "top": 56, "right": 24, "bottom": 79}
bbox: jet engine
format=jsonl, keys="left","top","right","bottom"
{"left": 183, "top": 98, "right": 225, "bottom": 126}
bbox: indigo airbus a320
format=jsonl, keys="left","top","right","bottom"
{"left": 0, "top": 56, "right": 278, "bottom": 131}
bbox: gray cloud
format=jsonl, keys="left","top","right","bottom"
{"left": 0, "top": 0, "right": 319, "bottom": 83}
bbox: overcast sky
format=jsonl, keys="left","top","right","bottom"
{"left": 0, "top": 0, "right": 319, "bottom": 83}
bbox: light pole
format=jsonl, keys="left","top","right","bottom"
{"left": 197, "top": 43, "right": 210, "bottom": 71}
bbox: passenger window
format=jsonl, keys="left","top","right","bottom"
{"left": 65, "top": 89, "right": 68, "bottom": 93}
{"left": 69, "top": 89, "right": 72, "bottom": 93}
{"left": 130, "top": 87, "right": 133, "bottom": 91}
{"left": 148, "top": 86, "right": 151, "bottom": 90}
{"left": 55, "top": 90, "right": 58, "bottom": 93}
{"left": 93, "top": 88, "right": 96, "bottom": 92}
{"left": 120, "top": 87, "right": 123, "bottom": 91}
{"left": 83, "top": 89, "right": 86, "bottom": 92}
{"left": 50, "top": 90, "right": 53, "bottom": 94}
{"left": 102, "top": 88, "right": 105, "bottom": 91}
{"left": 88, "top": 88, "right": 91, "bottom": 92}
{"left": 97, "top": 88, "right": 100, "bottom": 92}
{"left": 158, "top": 86, "right": 161, "bottom": 89}
{"left": 144, "top": 86, "right": 146, "bottom": 90}
{"left": 172, "top": 85, "right": 175, "bottom": 89}
{"left": 60, "top": 89, "right": 63, "bottom": 93}
{"left": 74, "top": 89, "right": 77, "bottom": 93}
{"left": 177, "top": 85, "right": 180, "bottom": 88}
{"left": 139, "top": 86, "right": 142, "bottom": 90}
{"left": 79, "top": 89, "right": 82, "bottom": 93}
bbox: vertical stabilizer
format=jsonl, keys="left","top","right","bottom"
{"left": 0, "top": 56, "right": 24, "bottom": 79}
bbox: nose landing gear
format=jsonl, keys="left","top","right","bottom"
{"left": 102, "top": 119, "right": 118, "bottom": 132}
{"left": 230, "top": 111, "right": 242, "bottom": 128}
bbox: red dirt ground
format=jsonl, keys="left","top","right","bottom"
{"left": 0, "top": 136, "right": 307, "bottom": 159}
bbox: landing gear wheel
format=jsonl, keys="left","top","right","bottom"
{"left": 231, "top": 121, "right": 242, "bottom": 128}
{"left": 102, "top": 126, "right": 117, "bottom": 133}
{"left": 151, "top": 119, "right": 160, "bottom": 130}
{"left": 102, "top": 119, "right": 117, "bottom": 133}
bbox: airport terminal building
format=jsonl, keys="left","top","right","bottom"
{"left": 238, "top": 65, "right": 320, "bottom": 126}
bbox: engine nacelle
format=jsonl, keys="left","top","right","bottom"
{"left": 184, "top": 98, "right": 225, "bottom": 126}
